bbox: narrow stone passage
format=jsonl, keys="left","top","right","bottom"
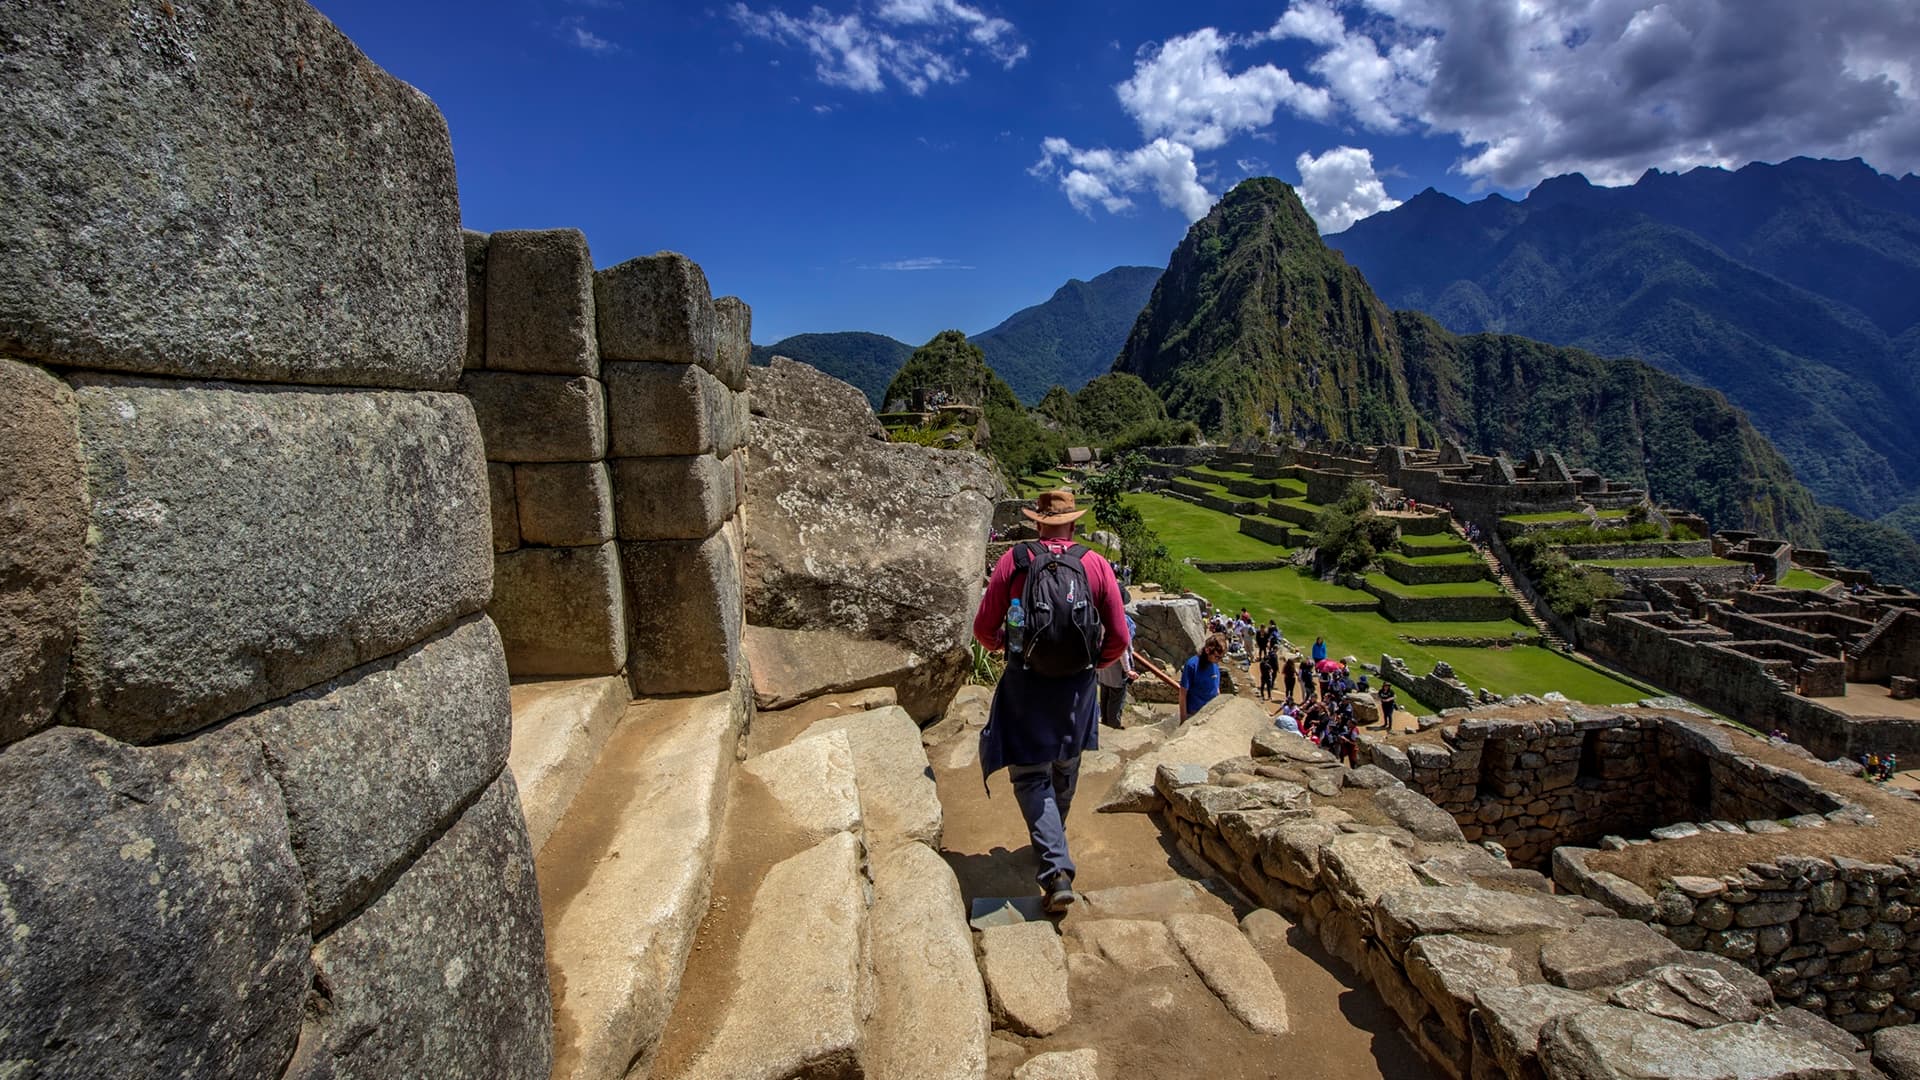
{"left": 932, "top": 721, "right": 1439, "bottom": 1080}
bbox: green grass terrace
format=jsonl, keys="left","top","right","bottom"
{"left": 1105, "top": 493, "right": 1647, "bottom": 710}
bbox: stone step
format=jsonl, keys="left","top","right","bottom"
{"left": 660, "top": 831, "right": 874, "bottom": 1080}
{"left": 866, "top": 841, "right": 990, "bottom": 1080}
{"left": 507, "top": 675, "right": 630, "bottom": 854}
{"left": 538, "top": 690, "right": 747, "bottom": 1080}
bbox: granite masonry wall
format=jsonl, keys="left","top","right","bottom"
{"left": 1161, "top": 729, "right": 1870, "bottom": 1080}
{"left": 1355, "top": 710, "right": 1920, "bottom": 1035}
{"left": 1, "top": 2, "right": 549, "bottom": 1074}
{"left": 462, "top": 236, "right": 751, "bottom": 696}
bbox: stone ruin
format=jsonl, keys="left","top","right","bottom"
{"left": 2, "top": 3, "right": 999, "bottom": 1078}
{"left": 1159, "top": 699, "right": 1920, "bottom": 1078}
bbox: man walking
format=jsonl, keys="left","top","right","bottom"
{"left": 974, "top": 489, "right": 1130, "bottom": 913}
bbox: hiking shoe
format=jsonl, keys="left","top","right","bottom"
{"left": 1043, "top": 874, "right": 1076, "bottom": 914}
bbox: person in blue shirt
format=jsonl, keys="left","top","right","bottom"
{"left": 1311, "top": 635, "right": 1328, "bottom": 663}
{"left": 1179, "top": 633, "right": 1228, "bottom": 721}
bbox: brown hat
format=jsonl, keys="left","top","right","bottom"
{"left": 1022, "top": 489, "right": 1088, "bottom": 526}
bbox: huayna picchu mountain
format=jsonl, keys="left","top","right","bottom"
{"left": 1113, "top": 177, "right": 1820, "bottom": 544}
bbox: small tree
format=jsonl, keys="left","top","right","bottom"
{"left": 1312, "top": 481, "right": 1397, "bottom": 573}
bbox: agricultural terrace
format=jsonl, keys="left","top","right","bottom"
{"left": 1079, "top": 462, "right": 1647, "bottom": 713}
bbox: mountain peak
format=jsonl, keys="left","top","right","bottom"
{"left": 1526, "top": 172, "right": 1597, "bottom": 207}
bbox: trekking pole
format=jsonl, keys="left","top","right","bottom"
{"left": 1131, "top": 650, "right": 1183, "bottom": 692}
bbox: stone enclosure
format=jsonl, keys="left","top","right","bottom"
{"left": 1158, "top": 715, "right": 1893, "bottom": 1080}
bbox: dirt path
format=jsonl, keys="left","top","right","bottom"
{"left": 935, "top": 750, "right": 1437, "bottom": 1080}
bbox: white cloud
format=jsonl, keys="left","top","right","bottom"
{"left": 1295, "top": 146, "right": 1402, "bottom": 232}
{"left": 730, "top": 0, "right": 1025, "bottom": 94}
{"left": 1116, "top": 28, "right": 1332, "bottom": 150}
{"left": 1266, "top": 0, "right": 1920, "bottom": 188}
{"left": 559, "top": 15, "right": 619, "bottom": 54}
{"left": 860, "top": 256, "right": 976, "bottom": 270}
{"left": 1034, "top": 1, "right": 1920, "bottom": 221}
{"left": 1031, "top": 136, "right": 1214, "bottom": 222}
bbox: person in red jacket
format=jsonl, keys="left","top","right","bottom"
{"left": 972, "top": 489, "right": 1130, "bottom": 912}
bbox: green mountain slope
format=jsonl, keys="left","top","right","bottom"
{"left": 750, "top": 331, "right": 912, "bottom": 407}
{"left": 1114, "top": 177, "right": 1821, "bottom": 544}
{"left": 971, "top": 265, "right": 1162, "bottom": 403}
{"left": 1330, "top": 158, "right": 1920, "bottom": 522}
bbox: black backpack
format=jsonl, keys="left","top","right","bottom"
{"left": 1011, "top": 542, "right": 1104, "bottom": 677}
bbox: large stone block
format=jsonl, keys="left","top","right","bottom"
{"left": 0, "top": 727, "right": 310, "bottom": 1077}
{"left": 492, "top": 543, "right": 629, "bottom": 677}
{"left": 464, "top": 230, "right": 489, "bottom": 370}
{"left": 610, "top": 454, "right": 734, "bottom": 541}
{"left": 67, "top": 380, "right": 492, "bottom": 740}
{"left": 594, "top": 253, "right": 717, "bottom": 368}
{"left": 462, "top": 371, "right": 608, "bottom": 462}
{"left": 236, "top": 616, "right": 511, "bottom": 932}
{"left": 295, "top": 773, "right": 551, "bottom": 1080}
{"left": 743, "top": 414, "right": 1001, "bottom": 721}
{"left": 0, "top": 359, "right": 86, "bottom": 746}
{"left": 517, "top": 462, "right": 616, "bottom": 547}
{"left": 490, "top": 461, "right": 521, "bottom": 553}
{"left": 0, "top": 0, "right": 462, "bottom": 387}
{"left": 622, "top": 531, "right": 742, "bottom": 695}
{"left": 749, "top": 356, "right": 885, "bottom": 439}
{"left": 486, "top": 229, "right": 600, "bottom": 376}
{"left": 604, "top": 360, "right": 733, "bottom": 458}
{"left": 712, "top": 296, "right": 752, "bottom": 391}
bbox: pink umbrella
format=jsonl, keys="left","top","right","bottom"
{"left": 1316, "top": 659, "right": 1344, "bottom": 674}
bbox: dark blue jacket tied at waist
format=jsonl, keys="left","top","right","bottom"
{"left": 978, "top": 661, "right": 1099, "bottom": 792}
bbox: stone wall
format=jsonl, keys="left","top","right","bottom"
{"left": 1558, "top": 541, "right": 1716, "bottom": 561}
{"left": 1159, "top": 734, "right": 1866, "bottom": 1080}
{"left": 1350, "top": 708, "right": 1920, "bottom": 1037}
{"left": 462, "top": 236, "right": 752, "bottom": 695}
{"left": 1382, "top": 555, "right": 1491, "bottom": 586}
{"left": 1363, "top": 582, "right": 1517, "bottom": 623}
{"left": 1582, "top": 612, "right": 1920, "bottom": 760}
{"left": 1359, "top": 710, "right": 1853, "bottom": 871}
{"left": 1, "top": 2, "right": 548, "bottom": 1073}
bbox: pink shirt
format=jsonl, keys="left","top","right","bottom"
{"left": 973, "top": 538, "right": 1131, "bottom": 669}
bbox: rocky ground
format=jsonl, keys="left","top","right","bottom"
{"left": 928, "top": 688, "right": 1438, "bottom": 1080}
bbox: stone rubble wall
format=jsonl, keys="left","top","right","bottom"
{"left": 1, "top": 1, "right": 548, "bottom": 1074}
{"left": 460, "top": 234, "right": 751, "bottom": 695}
{"left": 1358, "top": 711, "right": 1854, "bottom": 871}
{"left": 1583, "top": 612, "right": 1920, "bottom": 760}
{"left": 1160, "top": 740, "right": 1868, "bottom": 1080}
{"left": 1558, "top": 847, "right": 1920, "bottom": 1036}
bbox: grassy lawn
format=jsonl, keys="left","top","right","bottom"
{"left": 1397, "top": 531, "right": 1470, "bottom": 549}
{"left": 1187, "top": 464, "right": 1258, "bottom": 481}
{"left": 1577, "top": 557, "right": 1743, "bottom": 569}
{"left": 1364, "top": 574, "right": 1507, "bottom": 598}
{"left": 1780, "top": 568, "right": 1836, "bottom": 590}
{"left": 1099, "top": 494, "right": 1292, "bottom": 564}
{"left": 1380, "top": 550, "right": 1484, "bottom": 567}
{"left": 1502, "top": 509, "right": 1591, "bottom": 525}
{"left": 1120, "top": 495, "right": 1645, "bottom": 707}
{"left": 1275, "top": 477, "right": 1308, "bottom": 496}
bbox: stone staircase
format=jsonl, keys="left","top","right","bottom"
{"left": 514, "top": 678, "right": 985, "bottom": 1080}
{"left": 1456, "top": 524, "right": 1572, "bottom": 651}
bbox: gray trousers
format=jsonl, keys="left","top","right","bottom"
{"left": 1008, "top": 756, "right": 1081, "bottom": 887}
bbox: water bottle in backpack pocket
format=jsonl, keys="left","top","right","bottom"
{"left": 1006, "top": 597, "right": 1025, "bottom": 658}
{"left": 1012, "top": 542, "right": 1103, "bottom": 677}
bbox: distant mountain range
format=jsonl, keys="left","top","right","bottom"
{"left": 749, "top": 265, "right": 1162, "bottom": 407}
{"left": 1114, "top": 177, "right": 1819, "bottom": 546}
{"left": 1329, "top": 156, "right": 1920, "bottom": 535}
{"left": 970, "top": 266, "right": 1162, "bottom": 403}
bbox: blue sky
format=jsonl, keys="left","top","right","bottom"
{"left": 314, "top": 1, "right": 1920, "bottom": 345}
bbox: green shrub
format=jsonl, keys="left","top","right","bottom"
{"left": 1110, "top": 418, "right": 1201, "bottom": 454}
{"left": 1312, "top": 481, "right": 1398, "bottom": 573}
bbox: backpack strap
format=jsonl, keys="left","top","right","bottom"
{"left": 1011, "top": 541, "right": 1037, "bottom": 574}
